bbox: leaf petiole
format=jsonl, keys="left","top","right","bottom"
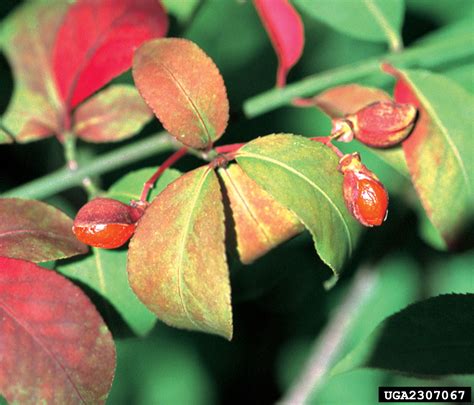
{"left": 310, "top": 136, "right": 344, "bottom": 158}
{"left": 140, "top": 146, "right": 188, "bottom": 202}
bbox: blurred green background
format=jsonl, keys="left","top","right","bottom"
{"left": 1, "top": 0, "right": 473, "bottom": 403}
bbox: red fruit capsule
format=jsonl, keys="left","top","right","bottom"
{"left": 73, "top": 198, "right": 145, "bottom": 249}
{"left": 347, "top": 101, "right": 417, "bottom": 148}
{"left": 338, "top": 153, "right": 389, "bottom": 227}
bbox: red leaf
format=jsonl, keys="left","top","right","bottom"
{"left": 254, "top": 0, "right": 304, "bottom": 87}
{"left": 52, "top": 0, "right": 168, "bottom": 109}
{"left": 0, "top": 257, "right": 116, "bottom": 403}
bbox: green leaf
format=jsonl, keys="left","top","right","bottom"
{"left": 236, "top": 134, "right": 361, "bottom": 275}
{"left": 0, "top": 198, "right": 88, "bottom": 262}
{"left": 162, "top": 0, "right": 201, "bottom": 25}
{"left": 407, "top": 0, "right": 474, "bottom": 25}
{"left": 57, "top": 168, "right": 180, "bottom": 336}
{"left": 72, "top": 84, "right": 152, "bottom": 143}
{"left": 128, "top": 166, "right": 232, "bottom": 339}
{"left": 444, "top": 64, "right": 474, "bottom": 94}
{"left": 0, "top": 0, "right": 65, "bottom": 142}
{"left": 394, "top": 68, "right": 474, "bottom": 245}
{"left": 132, "top": 38, "right": 229, "bottom": 150}
{"left": 109, "top": 336, "right": 216, "bottom": 404}
{"left": 57, "top": 248, "right": 156, "bottom": 336}
{"left": 331, "top": 294, "right": 474, "bottom": 377}
{"left": 429, "top": 252, "right": 474, "bottom": 295}
{"left": 294, "top": 0, "right": 404, "bottom": 50}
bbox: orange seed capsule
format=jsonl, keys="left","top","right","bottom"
{"left": 73, "top": 198, "right": 144, "bottom": 249}
{"left": 338, "top": 153, "right": 389, "bottom": 227}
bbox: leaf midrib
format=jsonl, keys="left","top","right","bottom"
{"left": 237, "top": 151, "right": 353, "bottom": 255}
{"left": 0, "top": 228, "right": 72, "bottom": 241}
{"left": 363, "top": 0, "right": 401, "bottom": 50}
{"left": 0, "top": 300, "right": 86, "bottom": 403}
{"left": 153, "top": 58, "right": 212, "bottom": 148}
{"left": 175, "top": 168, "right": 212, "bottom": 329}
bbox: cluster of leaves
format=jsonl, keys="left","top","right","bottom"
{"left": 0, "top": 0, "right": 473, "bottom": 402}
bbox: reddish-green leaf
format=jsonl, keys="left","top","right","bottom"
{"left": 0, "top": 257, "right": 116, "bottom": 403}
{"left": 127, "top": 166, "right": 232, "bottom": 339}
{"left": 218, "top": 164, "right": 303, "bottom": 264}
{"left": 52, "top": 0, "right": 168, "bottom": 109}
{"left": 0, "top": 198, "right": 88, "bottom": 262}
{"left": 133, "top": 38, "right": 229, "bottom": 150}
{"left": 0, "top": 128, "right": 14, "bottom": 144}
{"left": 386, "top": 66, "right": 474, "bottom": 245}
{"left": 254, "top": 0, "right": 304, "bottom": 87}
{"left": 0, "top": 1, "right": 66, "bottom": 142}
{"left": 236, "top": 134, "right": 361, "bottom": 274}
{"left": 73, "top": 84, "right": 152, "bottom": 143}
{"left": 313, "top": 84, "right": 391, "bottom": 118}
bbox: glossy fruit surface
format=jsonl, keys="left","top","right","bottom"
{"left": 73, "top": 223, "right": 136, "bottom": 249}
{"left": 343, "top": 171, "right": 388, "bottom": 226}
{"left": 338, "top": 153, "right": 389, "bottom": 227}
{"left": 73, "top": 197, "right": 144, "bottom": 249}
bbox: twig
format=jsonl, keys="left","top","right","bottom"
{"left": 243, "top": 32, "right": 473, "bottom": 118}
{"left": 279, "top": 266, "right": 378, "bottom": 405}
{"left": 2, "top": 132, "right": 176, "bottom": 200}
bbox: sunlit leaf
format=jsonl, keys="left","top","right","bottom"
{"left": 133, "top": 38, "right": 229, "bottom": 150}
{"left": 58, "top": 167, "right": 180, "bottom": 336}
{"left": 218, "top": 164, "right": 303, "bottom": 264}
{"left": 52, "top": 0, "right": 168, "bottom": 109}
{"left": 294, "top": 0, "right": 404, "bottom": 50}
{"left": 73, "top": 84, "right": 152, "bottom": 143}
{"left": 387, "top": 67, "right": 474, "bottom": 245}
{"left": 0, "top": 257, "right": 116, "bottom": 403}
{"left": 253, "top": 0, "right": 304, "bottom": 87}
{"left": 0, "top": 198, "right": 88, "bottom": 262}
{"left": 331, "top": 294, "right": 474, "bottom": 377}
{"left": 236, "top": 134, "right": 361, "bottom": 275}
{"left": 128, "top": 166, "right": 232, "bottom": 339}
{"left": 0, "top": 1, "right": 66, "bottom": 142}
{"left": 0, "top": 128, "right": 13, "bottom": 144}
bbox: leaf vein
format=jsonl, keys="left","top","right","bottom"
{"left": 237, "top": 151, "right": 353, "bottom": 255}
